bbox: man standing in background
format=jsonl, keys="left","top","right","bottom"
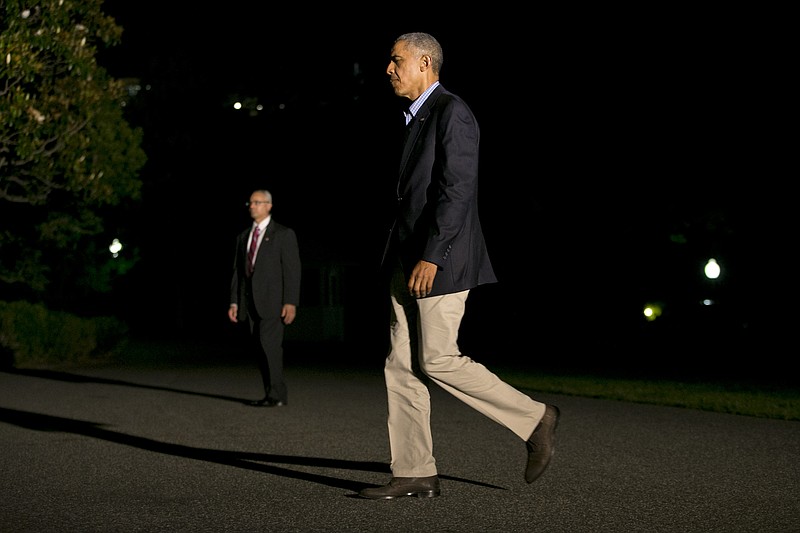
{"left": 228, "top": 189, "right": 301, "bottom": 407}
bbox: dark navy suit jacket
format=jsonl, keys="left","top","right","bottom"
{"left": 383, "top": 84, "right": 497, "bottom": 297}
{"left": 231, "top": 220, "right": 301, "bottom": 322}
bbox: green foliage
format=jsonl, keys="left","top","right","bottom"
{"left": 0, "top": 300, "right": 129, "bottom": 368}
{"left": 498, "top": 369, "right": 800, "bottom": 422}
{"left": 0, "top": 0, "right": 146, "bottom": 300}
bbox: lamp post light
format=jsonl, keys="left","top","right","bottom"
{"left": 704, "top": 258, "right": 720, "bottom": 280}
{"left": 702, "top": 257, "right": 721, "bottom": 307}
{"left": 109, "top": 238, "right": 123, "bottom": 258}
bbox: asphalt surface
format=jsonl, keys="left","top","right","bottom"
{"left": 1, "top": 341, "right": 799, "bottom": 533}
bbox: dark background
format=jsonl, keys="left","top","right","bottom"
{"left": 95, "top": 5, "right": 790, "bottom": 380}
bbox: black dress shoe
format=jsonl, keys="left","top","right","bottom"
{"left": 358, "top": 476, "right": 441, "bottom": 500}
{"left": 247, "top": 398, "right": 286, "bottom": 407}
{"left": 525, "top": 404, "right": 560, "bottom": 483}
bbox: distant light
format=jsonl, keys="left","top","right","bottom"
{"left": 643, "top": 302, "right": 662, "bottom": 322}
{"left": 109, "top": 238, "right": 123, "bottom": 258}
{"left": 702, "top": 299, "right": 715, "bottom": 306}
{"left": 704, "top": 258, "right": 721, "bottom": 279}
{"left": 233, "top": 102, "right": 242, "bottom": 110}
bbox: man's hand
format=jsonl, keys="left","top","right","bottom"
{"left": 282, "top": 304, "right": 297, "bottom": 325}
{"left": 408, "top": 260, "right": 437, "bottom": 298}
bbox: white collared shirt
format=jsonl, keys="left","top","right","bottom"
{"left": 405, "top": 81, "right": 440, "bottom": 125}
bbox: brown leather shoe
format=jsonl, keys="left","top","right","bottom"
{"left": 525, "top": 404, "right": 560, "bottom": 483}
{"left": 358, "top": 476, "right": 441, "bottom": 499}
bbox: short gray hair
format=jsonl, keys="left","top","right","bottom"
{"left": 395, "top": 32, "right": 443, "bottom": 76}
{"left": 253, "top": 189, "right": 273, "bottom": 202}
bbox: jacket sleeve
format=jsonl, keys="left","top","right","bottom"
{"left": 422, "top": 94, "right": 480, "bottom": 267}
{"left": 281, "top": 228, "right": 302, "bottom": 306}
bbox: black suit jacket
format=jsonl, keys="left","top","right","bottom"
{"left": 230, "top": 220, "right": 301, "bottom": 322}
{"left": 383, "top": 84, "right": 497, "bottom": 296}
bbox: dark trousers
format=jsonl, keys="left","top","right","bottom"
{"left": 245, "top": 286, "right": 287, "bottom": 402}
{"left": 248, "top": 316, "right": 286, "bottom": 402}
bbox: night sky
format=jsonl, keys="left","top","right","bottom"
{"left": 94, "top": 5, "right": 788, "bottom": 375}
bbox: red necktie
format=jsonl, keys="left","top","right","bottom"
{"left": 247, "top": 226, "right": 260, "bottom": 277}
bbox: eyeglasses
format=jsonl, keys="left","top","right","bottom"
{"left": 245, "top": 201, "right": 271, "bottom": 206}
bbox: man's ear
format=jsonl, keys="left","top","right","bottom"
{"left": 420, "top": 55, "right": 431, "bottom": 71}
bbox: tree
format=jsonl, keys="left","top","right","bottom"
{"left": 0, "top": 0, "right": 145, "bottom": 309}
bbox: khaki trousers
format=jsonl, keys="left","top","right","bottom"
{"left": 385, "top": 267, "right": 545, "bottom": 477}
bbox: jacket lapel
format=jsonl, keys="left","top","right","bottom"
{"left": 398, "top": 87, "right": 442, "bottom": 184}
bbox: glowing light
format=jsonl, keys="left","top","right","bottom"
{"left": 109, "top": 238, "right": 122, "bottom": 258}
{"left": 643, "top": 302, "right": 663, "bottom": 322}
{"left": 704, "top": 258, "right": 721, "bottom": 280}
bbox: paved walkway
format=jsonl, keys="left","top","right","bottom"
{"left": 1, "top": 344, "right": 799, "bottom": 532}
